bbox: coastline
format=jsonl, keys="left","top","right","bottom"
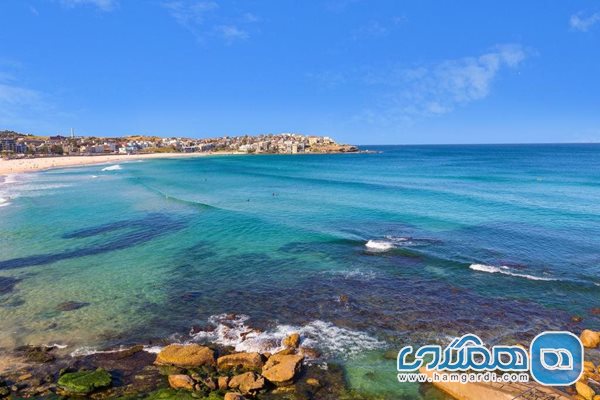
{"left": 0, "top": 152, "right": 240, "bottom": 177}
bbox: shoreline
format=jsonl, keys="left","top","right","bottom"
{"left": 0, "top": 152, "right": 241, "bottom": 177}
{"left": 0, "top": 151, "right": 362, "bottom": 177}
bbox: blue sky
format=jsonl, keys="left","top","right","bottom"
{"left": 0, "top": 0, "right": 599, "bottom": 144}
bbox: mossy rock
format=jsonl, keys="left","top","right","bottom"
{"left": 57, "top": 368, "right": 112, "bottom": 394}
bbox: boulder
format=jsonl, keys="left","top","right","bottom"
{"left": 155, "top": 344, "right": 215, "bottom": 367}
{"left": 57, "top": 369, "right": 112, "bottom": 394}
{"left": 217, "top": 352, "right": 263, "bottom": 371}
{"left": 576, "top": 381, "right": 595, "bottom": 400}
{"left": 224, "top": 393, "right": 245, "bottom": 400}
{"left": 261, "top": 353, "right": 304, "bottom": 386}
{"left": 282, "top": 333, "right": 300, "bottom": 349}
{"left": 228, "top": 372, "right": 265, "bottom": 395}
{"left": 218, "top": 376, "right": 230, "bottom": 389}
{"left": 581, "top": 330, "right": 600, "bottom": 348}
{"left": 168, "top": 375, "right": 195, "bottom": 391}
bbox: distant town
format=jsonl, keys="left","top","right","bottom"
{"left": 0, "top": 130, "right": 358, "bottom": 158}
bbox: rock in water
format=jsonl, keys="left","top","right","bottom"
{"left": 228, "top": 372, "right": 265, "bottom": 395}
{"left": 56, "top": 301, "right": 90, "bottom": 311}
{"left": 57, "top": 369, "right": 112, "bottom": 394}
{"left": 580, "top": 330, "right": 600, "bottom": 348}
{"left": 155, "top": 344, "right": 215, "bottom": 367}
{"left": 168, "top": 374, "right": 195, "bottom": 391}
{"left": 217, "top": 352, "right": 263, "bottom": 371}
{"left": 282, "top": 333, "right": 300, "bottom": 349}
{"left": 261, "top": 353, "right": 304, "bottom": 386}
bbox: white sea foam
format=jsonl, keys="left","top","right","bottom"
{"left": 190, "top": 314, "right": 384, "bottom": 358}
{"left": 101, "top": 164, "right": 122, "bottom": 171}
{"left": 1, "top": 174, "right": 19, "bottom": 185}
{"left": 365, "top": 240, "right": 394, "bottom": 252}
{"left": 0, "top": 197, "right": 10, "bottom": 207}
{"left": 469, "top": 264, "right": 558, "bottom": 282}
{"left": 91, "top": 175, "right": 98, "bottom": 179}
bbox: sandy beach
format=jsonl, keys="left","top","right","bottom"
{"left": 0, "top": 152, "right": 238, "bottom": 176}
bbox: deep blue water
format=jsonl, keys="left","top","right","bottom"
{"left": 1, "top": 144, "right": 599, "bottom": 397}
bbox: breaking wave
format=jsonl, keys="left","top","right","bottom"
{"left": 101, "top": 164, "right": 122, "bottom": 171}
{"left": 365, "top": 240, "right": 394, "bottom": 252}
{"left": 469, "top": 264, "right": 559, "bottom": 282}
{"left": 190, "top": 314, "right": 384, "bottom": 358}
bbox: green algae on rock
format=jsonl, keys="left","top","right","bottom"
{"left": 57, "top": 368, "right": 112, "bottom": 394}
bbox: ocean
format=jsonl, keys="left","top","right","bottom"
{"left": 1, "top": 144, "right": 599, "bottom": 398}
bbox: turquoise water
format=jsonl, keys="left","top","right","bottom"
{"left": 1, "top": 144, "right": 600, "bottom": 397}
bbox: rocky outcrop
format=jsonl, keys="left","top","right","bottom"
{"left": 168, "top": 374, "right": 195, "bottom": 391}
{"left": 261, "top": 353, "right": 304, "bottom": 386}
{"left": 57, "top": 369, "right": 112, "bottom": 395}
{"left": 217, "top": 352, "right": 263, "bottom": 372}
{"left": 155, "top": 344, "right": 215, "bottom": 367}
{"left": 228, "top": 372, "right": 265, "bottom": 395}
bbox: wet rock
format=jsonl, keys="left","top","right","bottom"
{"left": 282, "top": 332, "right": 300, "bottom": 349}
{"left": 262, "top": 353, "right": 304, "bottom": 386}
{"left": 338, "top": 294, "right": 349, "bottom": 304}
{"left": 581, "top": 330, "right": 600, "bottom": 348}
{"left": 56, "top": 301, "right": 90, "bottom": 311}
{"left": 224, "top": 393, "right": 245, "bottom": 400}
{"left": 217, "top": 352, "right": 263, "bottom": 372}
{"left": 228, "top": 372, "right": 265, "bottom": 395}
{"left": 16, "top": 345, "right": 55, "bottom": 363}
{"left": 155, "top": 344, "right": 215, "bottom": 367}
{"left": 168, "top": 374, "right": 195, "bottom": 391}
{"left": 113, "top": 344, "right": 145, "bottom": 359}
{"left": 57, "top": 368, "right": 112, "bottom": 394}
{"left": 306, "top": 378, "right": 320, "bottom": 387}
{"left": 298, "top": 347, "right": 321, "bottom": 359}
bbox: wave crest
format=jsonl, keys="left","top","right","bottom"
{"left": 469, "top": 263, "right": 558, "bottom": 282}
{"left": 101, "top": 165, "right": 122, "bottom": 171}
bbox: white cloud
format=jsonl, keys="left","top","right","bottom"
{"left": 163, "top": 1, "right": 255, "bottom": 43}
{"left": 60, "top": 0, "right": 118, "bottom": 11}
{"left": 0, "top": 70, "right": 48, "bottom": 128}
{"left": 359, "top": 44, "right": 527, "bottom": 123}
{"left": 163, "top": 0, "right": 218, "bottom": 30}
{"left": 216, "top": 25, "right": 249, "bottom": 43}
{"left": 570, "top": 11, "right": 600, "bottom": 32}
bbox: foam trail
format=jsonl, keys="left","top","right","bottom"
{"left": 101, "top": 165, "right": 122, "bottom": 171}
{"left": 469, "top": 264, "right": 559, "bottom": 282}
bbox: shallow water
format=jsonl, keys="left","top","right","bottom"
{"left": 1, "top": 145, "right": 599, "bottom": 398}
